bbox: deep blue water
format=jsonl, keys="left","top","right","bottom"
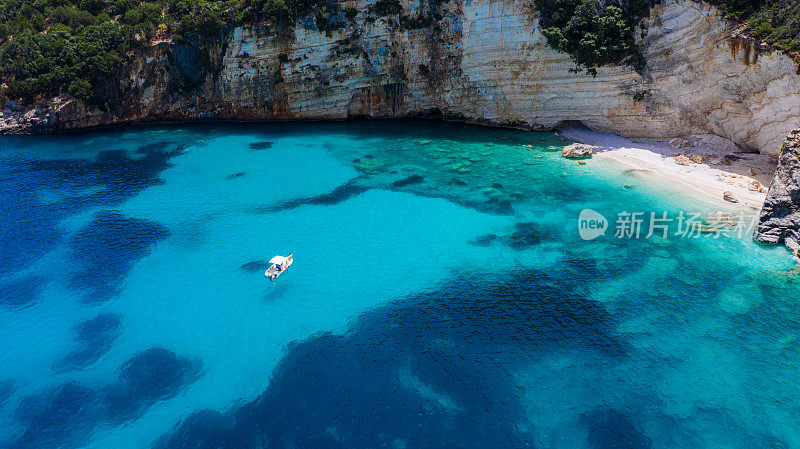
{"left": 0, "top": 121, "right": 798, "bottom": 449}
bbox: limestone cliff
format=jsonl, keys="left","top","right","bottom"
{"left": 2, "top": 0, "right": 799, "bottom": 158}
{"left": 756, "top": 128, "right": 800, "bottom": 256}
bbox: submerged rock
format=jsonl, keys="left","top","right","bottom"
{"left": 507, "top": 222, "right": 542, "bottom": 249}
{"left": 262, "top": 178, "right": 370, "bottom": 212}
{"left": 392, "top": 174, "right": 424, "bottom": 187}
{"left": 356, "top": 159, "right": 384, "bottom": 173}
{"left": 0, "top": 275, "right": 44, "bottom": 309}
{"left": 583, "top": 409, "right": 652, "bottom": 449}
{"left": 0, "top": 380, "right": 13, "bottom": 407}
{"left": 469, "top": 234, "right": 498, "bottom": 247}
{"left": 562, "top": 143, "right": 595, "bottom": 159}
{"left": 719, "top": 284, "right": 763, "bottom": 314}
{"left": 248, "top": 141, "right": 273, "bottom": 150}
{"left": 56, "top": 313, "right": 122, "bottom": 371}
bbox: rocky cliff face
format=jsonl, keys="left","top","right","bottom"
{"left": 2, "top": 0, "right": 799, "bottom": 157}
{"left": 756, "top": 128, "right": 800, "bottom": 256}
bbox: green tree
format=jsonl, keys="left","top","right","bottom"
{"left": 537, "top": 0, "right": 654, "bottom": 76}
{"left": 67, "top": 78, "right": 92, "bottom": 100}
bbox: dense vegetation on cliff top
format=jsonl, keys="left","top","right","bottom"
{"left": 0, "top": 0, "right": 233, "bottom": 104}
{"left": 535, "top": 0, "right": 800, "bottom": 75}
{"left": 0, "top": 0, "right": 335, "bottom": 105}
{"left": 711, "top": 0, "right": 800, "bottom": 61}
{"left": 0, "top": 0, "right": 798, "bottom": 106}
{"left": 534, "top": 0, "right": 657, "bottom": 76}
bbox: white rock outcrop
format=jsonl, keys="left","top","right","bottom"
{"left": 562, "top": 143, "right": 595, "bottom": 158}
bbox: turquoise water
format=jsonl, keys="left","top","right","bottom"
{"left": 0, "top": 121, "right": 798, "bottom": 449}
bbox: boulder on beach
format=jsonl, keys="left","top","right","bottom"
{"left": 723, "top": 191, "right": 739, "bottom": 203}
{"left": 561, "top": 143, "right": 595, "bottom": 159}
{"left": 693, "top": 134, "right": 740, "bottom": 153}
{"left": 669, "top": 138, "right": 689, "bottom": 148}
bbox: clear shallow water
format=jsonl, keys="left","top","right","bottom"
{"left": 0, "top": 121, "right": 798, "bottom": 449}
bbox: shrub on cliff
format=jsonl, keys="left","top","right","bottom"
{"left": 708, "top": 0, "right": 800, "bottom": 64}
{"left": 535, "top": 0, "right": 800, "bottom": 75}
{"left": 535, "top": 0, "right": 657, "bottom": 76}
{"left": 240, "top": 0, "right": 340, "bottom": 29}
{"left": 744, "top": 1, "right": 800, "bottom": 63}
{"left": 176, "top": 1, "right": 231, "bottom": 36}
{"left": 265, "top": 0, "right": 292, "bottom": 24}
{"left": 709, "top": 0, "right": 762, "bottom": 20}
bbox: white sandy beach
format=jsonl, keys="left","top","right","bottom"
{"left": 558, "top": 126, "right": 776, "bottom": 211}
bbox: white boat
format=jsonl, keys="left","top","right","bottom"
{"left": 265, "top": 254, "right": 293, "bottom": 280}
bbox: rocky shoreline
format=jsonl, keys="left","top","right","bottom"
{"left": 756, "top": 128, "right": 800, "bottom": 258}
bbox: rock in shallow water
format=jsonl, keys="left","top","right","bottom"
{"left": 562, "top": 143, "right": 595, "bottom": 159}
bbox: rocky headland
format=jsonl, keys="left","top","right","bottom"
{"left": 756, "top": 128, "right": 800, "bottom": 257}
